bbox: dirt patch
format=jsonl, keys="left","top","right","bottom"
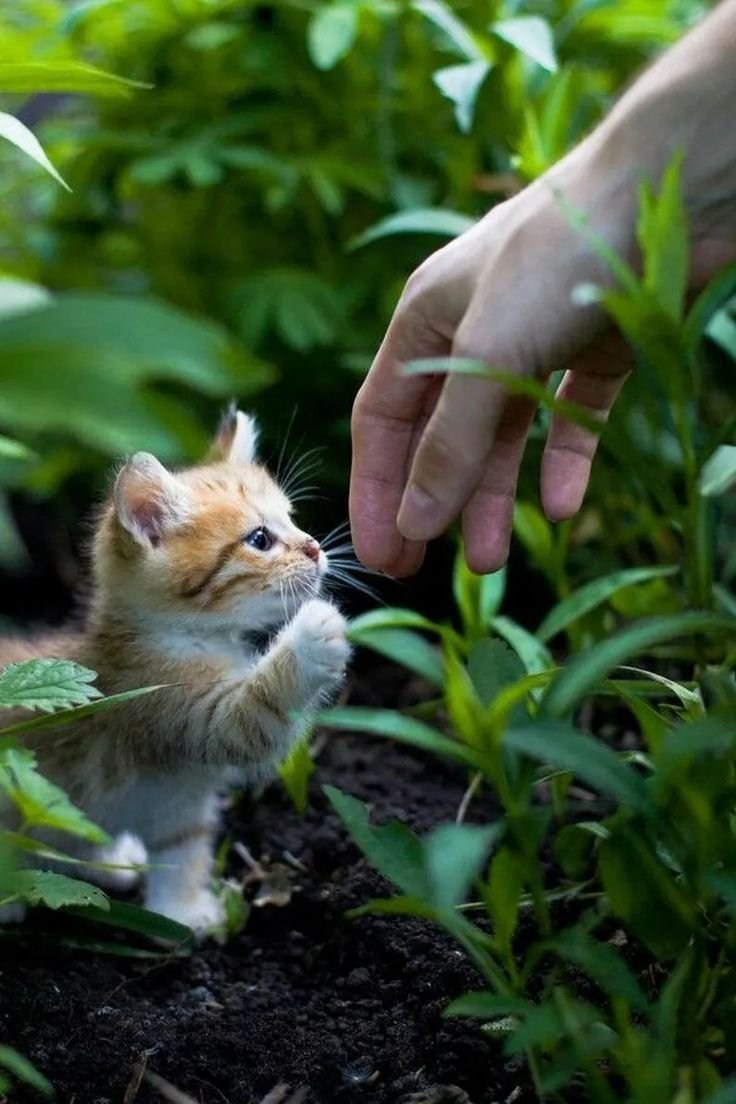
{"left": 0, "top": 667, "right": 531, "bottom": 1104}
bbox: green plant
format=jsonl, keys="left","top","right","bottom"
{"left": 319, "top": 160, "right": 736, "bottom": 1101}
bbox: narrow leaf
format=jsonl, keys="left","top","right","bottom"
{"left": 537, "top": 565, "right": 678, "bottom": 643}
{"left": 433, "top": 60, "right": 492, "bottom": 133}
{"left": 491, "top": 16, "right": 558, "bottom": 72}
{"left": 413, "top": 0, "right": 486, "bottom": 61}
{"left": 0, "top": 112, "right": 70, "bottom": 190}
{"left": 349, "top": 208, "right": 475, "bottom": 250}
{"left": 699, "top": 445, "right": 736, "bottom": 497}
{"left": 0, "top": 1047, "right": 52, "bottom": 1096}
{"left": 317, "top": 706, "right": 482, "bottom": 768}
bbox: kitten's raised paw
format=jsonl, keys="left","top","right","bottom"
{"left": 288, "top": 599, "right": 350, "bottom": 692}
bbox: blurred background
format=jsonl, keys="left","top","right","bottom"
{"left": 0, "top": 0, "right": 732, "bottom": 631}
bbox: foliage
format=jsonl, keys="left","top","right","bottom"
{"left": 322, "top": 162, "right": 736, "bottom": 1102}
{"left": 0, "top": 0, "right": 710, "bottom": 525}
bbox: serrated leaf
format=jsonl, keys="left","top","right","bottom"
{"left": 308, "top": 3, "right": 359, "bottom": 70}
{"left": 349, "top": 208, "right": 475, "bottom": 250}
{"left": 699, "top": 445, "right": 736, "bottom": 497}
{"left": 0, "top": 112, "right": 70, "bottom": 190}
{"left": 0, "top": 658, "right": 101, "bottom": 713}
{"left": 0, "top": 748, "right": 109, "bottom": 843}
{"left": 0, "top": 1046, "right": 52, "bottom": 1096}
{"left": 433, "top": 60, "right": 492, "bottom": 132}
{"left": 536, "top": 565, "right": 678, "bottom": 643}
{"left": 491, "top": 16, "right": 558, "bottom": 72}
{"left": 9, "top": 869, "right": 109, "bottom": 911}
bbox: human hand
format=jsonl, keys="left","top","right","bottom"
{"left": 350, "top": 152, "right": 633, "bottom": 578}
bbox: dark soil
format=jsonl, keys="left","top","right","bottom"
{"left": 0, "top": 666, "right": 529, "bottom": 1104}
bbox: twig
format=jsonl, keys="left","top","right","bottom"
{"left": 143, "top": 1070, "right": 198, "bottom": 1104}
{"left": 455, "top": 772, "right": 482, "bottom": 824}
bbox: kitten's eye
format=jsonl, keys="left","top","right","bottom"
{"left": 244, "top": 526, "right": 274, "bottom": 552}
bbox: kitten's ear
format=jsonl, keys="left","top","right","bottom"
{"left": 210, "top": 405, "right": 259, "bottom": 464}
{"left": 114, "top": 453, "right": 189, "bottom": 547}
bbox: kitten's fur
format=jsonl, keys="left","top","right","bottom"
{"left": 0, "top": 409, "right": 350, "bottom": 934}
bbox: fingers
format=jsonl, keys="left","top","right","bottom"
{"left": 349, "top": 299, "right": 449, "bottom": 576}
{"left": 541, "top": 334, "right": 631, "bottom": 521}
{"left": 397, "top": 372, "right": 511, "bottom": 543}
{"left": 460, "top": 396, "right": 538, "bottom": 574}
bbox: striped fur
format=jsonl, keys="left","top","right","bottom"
{"left": 0, "top": 410, "right": 349, "bottom": 935}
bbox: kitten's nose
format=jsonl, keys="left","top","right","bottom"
{"left": 302, "top": 538, "right": 321, "bottom": 564}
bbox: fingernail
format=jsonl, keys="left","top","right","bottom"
{"left": 397, "top": 484, "right": 438, "bottom": 541}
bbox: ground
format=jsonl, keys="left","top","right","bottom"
{"left": 0, "top": 665, "right": 532, "bottom": 1104}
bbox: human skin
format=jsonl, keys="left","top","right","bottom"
{"left": 350, "top": 0, "right": 736, "bottom": 577}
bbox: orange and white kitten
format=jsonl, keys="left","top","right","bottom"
{"left": 0, "top": 408, "right": 350, "bottom": 934}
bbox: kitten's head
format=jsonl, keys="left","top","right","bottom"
{"left": 95, "top": 408, "right": 327, "bottom": 632}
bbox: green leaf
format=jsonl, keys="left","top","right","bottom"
{"left": 278, "top": 725, "right": 315, "bottom": 815}
{"left": 513, "top": 502, "right": 554, "bottom": 566}
{"left": 491, "top": 616, "right": 553, "bottom": 676}
{"left": 550, "top": 926, "right": 647, "bottom": 1009}
{"left": 486, "top": 847, "right": 523, "bottom": 952}
{"left": 0, "top": 434, "right": 34, "bottom": 461}
{"left": 308, "top": 3, "right": 359, "bottom": 70}
{"left": 491, "top": 16, "right": 558, "bottom": 72}
{"left": 0, "top": 748, "right": 109, "bottom": 843}
{"left": 8, "top": 869, "right": 109, "bottom": 911}
{"left": 503, "top": 720, "right": 648, "bottom": 811}
{"left": 234, "top": 268, "right": 343, "bottom": 352}
{"left": 348, "top": 626, "right": 445, "bottom": 686}
{"left": 317, "top": 707, "right": 481, "bottom": 768}
{"left": 637, "top": 152, "right": 688, "bottom": 319}
{"left": 0, "top": 1046, "right": 52, "bottom": 1097}
{"left": 0, "top": 111, "right": 70, "bottom": 190}
{"left": 324, "top": 786, "right": 429, "bottom": 898}
{"left": 467, "top": 638, "right": 526, "bottom": 709}
{"left": 445, "top": 992, "right": 533, "bottom": 1019}
{"left": 349, "top": 208, "right": 475, "bottom": 250}
{"left": 0, "top": 61, "right": 147, "bottom": 97}
{"left": 536, "top": 565, "right": 678, "bottom": 643}
{"left": 413, "top": 0, "right": 487, "bottom": 61}
{"left": 684, "top": 261, "right": 736, "bottom": 359}
{"left": 433, "top": 60, "right": 492, "bottom": 133}
{"left": 541, "top": 613, "right": 735, "bottom": 718}
{"left": 453, "top": 547, "right": 506, "bottom": 637}
{"left": 0, "top": 658, "right": 101, "bottom": 713}
{"left": 349, "top": 608, "right": 445, "bottom": 636}
{"left": 423, "top": 822, "right": 498, "bottom": 911}
{"left": 0, "top": 684, "right": 167, "bottom": 744}
{"left": 699, "top": 445, "right": 736, "bottom": 497}
{"left": 599, "top": 826, "right": 696, "bottom": 959}
{"left": 64, "top": 899, "right": 195, "bottom": 946}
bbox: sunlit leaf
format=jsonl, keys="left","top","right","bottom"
{"left": 491, "top": 16, "right": 558, "bottom": 72}
{"left": 0, "top": 658, "right": 100, "bottom": 713}
{"left": 413, "top": 0, "right": 487, "bottom": 61}
{"left": 0, "top": 112, "right": 70, "bottom": 190}
{"left": 0, "top": 61, "right": 147, "bottom": 97}
{"left": 308, "top": 3, "right": 359, "bottom": 70}
{"left": 349, "top": 208, "right": 475, "bottom": 249}
{"left": 699, "top": 445, "right": 736, "bottom": 497}
{"left": 433, "top": 60, "right": 492, "bottom": 132}
{"left": 348, "top": 626, "right": 445, "bottom": 686}
{"left": 0, "top": 748, "right": 109, "bottom": 843}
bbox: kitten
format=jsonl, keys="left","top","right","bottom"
{"left": 0, "top": 408, "right": 350, "bottom": 934}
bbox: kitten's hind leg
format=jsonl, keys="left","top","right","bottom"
{"left": 142, "top": 796, "right": 224, "bottom": 938}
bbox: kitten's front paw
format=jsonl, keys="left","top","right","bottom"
{"left": 289, "top": 599, "right": 350, "bottom": 693}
